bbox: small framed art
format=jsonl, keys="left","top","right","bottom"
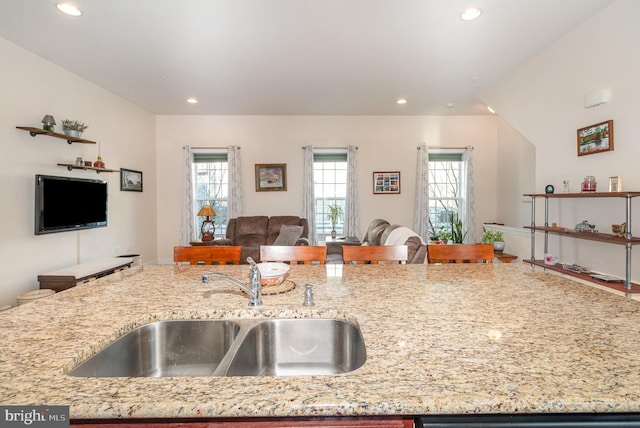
{"left": 577, "top": 120, "right": 614, "bottom": 156}
{"left": 120, "top": 168, "right": 143, "bottom": 192}
{"left": 373, "top": 171, "right": 400, "bottom": 194}
{"left": 608, "top": 176, "right": 622, "bottom": 192}
{"left": 255, "top": 163, "right": 287, "bottom": 192}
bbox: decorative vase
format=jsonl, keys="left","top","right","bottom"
{"left": 331, "top": 230, "right": 337, "bottom": 239}
{"left": 493, "top": 241, "right": 505, "bottom": 252}
{"left": 93, "top": 155, "right": 105, "bottom": 169}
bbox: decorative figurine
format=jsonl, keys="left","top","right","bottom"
{"left": 575, "top": 220, "right": 597, "bottom": 233}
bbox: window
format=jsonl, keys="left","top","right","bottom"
{"left": 428, "top": 151, "right": 464, "bottom": 239}
{"left": 314, "top": 151, "right": 347, "bottom": 239}
{"left": 193, "top": 152, "right": 228, "bottom": 237}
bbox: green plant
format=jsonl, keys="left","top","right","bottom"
{"left": 438, "top": 226, "right": 451, "bottom": 242}
{"left": 428, "top": 219, "right": 440, "bottom": 240}
{"left": 61, "top": 120, "right": 88, "bottom": 132}
{"left": 326, "top": 203, "right": 343, "bottom": 231}
{"left": 481, "top": 230, "right": 504, "bottom": 244}
{"left": 449, "top": 213, "right": 466, "bottom": 244}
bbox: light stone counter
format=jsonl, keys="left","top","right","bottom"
{"left": 1, "top": 263, "right": 640, "bottom": 420}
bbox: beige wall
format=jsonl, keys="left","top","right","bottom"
{"left": 156, "top": 115, "right": 499, "bottom": 264}
{"left": 0, "top": 37, "right": 157, "bottom": 306}
{"left": 483, "top": 0, "right": 640, "bottom": 278}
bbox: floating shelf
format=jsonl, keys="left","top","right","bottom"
{"left": 17, "top": 126, "right": 96, "bottom": 145}
{"left": 57, "top": 163, "right": 117, "bottom": 173}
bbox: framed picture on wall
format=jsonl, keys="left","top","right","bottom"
{"left": 255, "top": 163, "right": 287, "bottom": 191}
{"left": 373, "top": 171, "right": 400, "bottom": 194}
{"left": 577, "top": 120, "right": 614, "bottom": 156}
{"left": 120, "top": 168, "right": 143, "bottom": 192}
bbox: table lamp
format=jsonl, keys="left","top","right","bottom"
{"left": 41, "top": 115, "right": 56, "bottom": 132}
{"left": 197, "top": 205, "right": 216, "bottom": 241}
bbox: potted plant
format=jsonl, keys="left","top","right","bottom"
{"left": 428, "top": 220, "right": 441, "bottom": 243}
{"left": 438, "top": 227, "right": 451, "bottom": 244}
{"left": 481, "top": 230, "right": 505, "bottom": 252}
{"left": 326, "top": 203, "right": 343, "bottom": 239}
{"left": 449, "top": 213, "right": 466, "bottom": 244}
{"left": 61, "top": 120, "right": 88, "bottom": 138}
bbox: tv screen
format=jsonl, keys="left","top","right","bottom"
{"left": 35, "top": 175, "right": 108, "bottom": 235}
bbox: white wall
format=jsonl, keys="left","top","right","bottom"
{"left": 156, "top": 115, "right": 499, "bottom": 264}
{"left": 0, "top": 37, "right": 158, "bottom": 306}
{"left": 483, "top": 0, "right": 640, "bottom": 279}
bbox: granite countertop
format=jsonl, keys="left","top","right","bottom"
{"left": 1, "top": 263, "right": 640, "bottom": 420}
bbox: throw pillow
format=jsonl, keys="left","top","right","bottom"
{"left": 273, "top": 225, "right": 304, "bottom": 246}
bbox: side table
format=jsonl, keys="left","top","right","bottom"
{"left": 324, "top": 237, "right": 362, "bottom": 262}
{"left": 494, "top": 252, "right": 518, "bottom": 263}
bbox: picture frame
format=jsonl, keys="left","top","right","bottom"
{"left": 577, "top": 120, "right": 614, "bottom": 156}
{"left": 608, "top": 176, "right": 622, "bottom": 192}
{"left": 120, "top": 168, "right": 143, "bottom": 192}
{"left": 373, "top": 171, "right": 401, "bottom": 194}
{"left": 255, "top": 163, "right": 287, "bottom": 192}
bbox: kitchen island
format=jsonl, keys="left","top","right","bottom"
{"left": 1, "top": 263, "right": 640, "bottom": 424}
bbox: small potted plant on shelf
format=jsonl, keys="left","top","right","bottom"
{"left": 481, "top": 230, "right": 505, "bottom": 252}
{"left": 327, "top": 203, "right": 343, "bottom": 239}
{"left": 61, "top": 120, "right": 88, "bottom": 138}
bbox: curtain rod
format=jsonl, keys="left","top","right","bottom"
{"left": 420, "top": 145, "right": 473, "bottom": 150}
{"left": 183, "top": 146, "right": 241, "bottom": 150}
{"left": 301, "top": 146, "right": 358, "bottom": 149}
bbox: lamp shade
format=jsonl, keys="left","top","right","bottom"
{"left": 41, "top": 115, "right": 56, "bottom": 125}
{"left": 197, "top": 205, "right": 216, "bottom": 217}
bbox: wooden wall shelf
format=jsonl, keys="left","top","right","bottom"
{"left": 524, "top": 226, "right": 640, "bottom": 245}
{"left": 57, "top": 163, "right": 117, "bottom": 173}
{"left": 17, "top": 126, "right": 96, "bottom": 144}
{"left": 524, "top": 259, "right": 640, "bottom": 294}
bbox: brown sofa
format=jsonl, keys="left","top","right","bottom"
{"left": 362, "top": 219, "right": 427, "bottom": 264}
{"left": 211, "top": 216, "right": 309, "bottom": 262}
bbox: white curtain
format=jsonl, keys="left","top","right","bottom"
{"left": 302, "top": 145, "right": 317, "bottom": 244}
{"left": 180, "top": 145, "right": 194, "bottom": 245}
{"left": 413, "top": 143, "right": 430, "bottom": 241}
{"left": 461, "top": 146, "right": 475, "bottom": 244}
{"left": 227, "top": 145, "right": 243, "bottom": 220}
{"left": 344, "top": 145, "right": 359, "bottom": 239}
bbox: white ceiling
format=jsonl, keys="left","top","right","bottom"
{"left": 0, "top": 0, "right": 615, "bottom": 116}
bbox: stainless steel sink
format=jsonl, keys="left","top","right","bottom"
{"left": 69, "top": 320, "right": 240, "bottom": 377}
{"left": 224, "top": 319, "right": 367, "bottom": 376}
{"left": 68, "top": 318, "right": 366, "bottom": 377}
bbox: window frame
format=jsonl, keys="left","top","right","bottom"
{"left": 192, "top": 151, "right": 229, "bottom": 238}
{"left": 428, "top": 151, "right": 465, "bottom": 238}
{"left": 313, "top": 150, "right": 348, "bottom": 239}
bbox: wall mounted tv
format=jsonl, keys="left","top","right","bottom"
{"left": 35, "top": 174, "right": 108, "bottom": 235}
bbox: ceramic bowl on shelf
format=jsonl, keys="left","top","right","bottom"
{"left": 257, "top": 262, "right": 290, "bottom": 286}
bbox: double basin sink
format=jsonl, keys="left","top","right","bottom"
{"left": 68, "top": 318, "right": 366, "bottom": 377}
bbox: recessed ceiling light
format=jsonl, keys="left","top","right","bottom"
{"left": 487, "top": 106, "right": 496, "bottom": 114}
{"left": 446, "top": 102, "right": 455, "bottom": 108}
{"left": 396, "top": 98, "right": 407, "bottom": 105}
{"left": 186, "top": 98, "right": 198, "bottom": 104}
{"left": 56, "top": 3, "right": 82, "bottom": 16}
{"left": 460, "top": 7, "right": 482, "bottom": 21}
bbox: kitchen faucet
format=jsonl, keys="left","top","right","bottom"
{"left": 202, "top": 257, "right": 262, "bottom": 307}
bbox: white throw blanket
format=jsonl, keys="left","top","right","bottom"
{"left": 383, "top": 226, "right": 424, "bottom": 246}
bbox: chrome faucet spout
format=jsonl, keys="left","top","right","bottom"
{"left": 202, "top": 257, "right": 262, "bottom": 307}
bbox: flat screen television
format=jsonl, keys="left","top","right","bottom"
{"left": 35, "top": 174, "right": 108, "bottom": 235}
